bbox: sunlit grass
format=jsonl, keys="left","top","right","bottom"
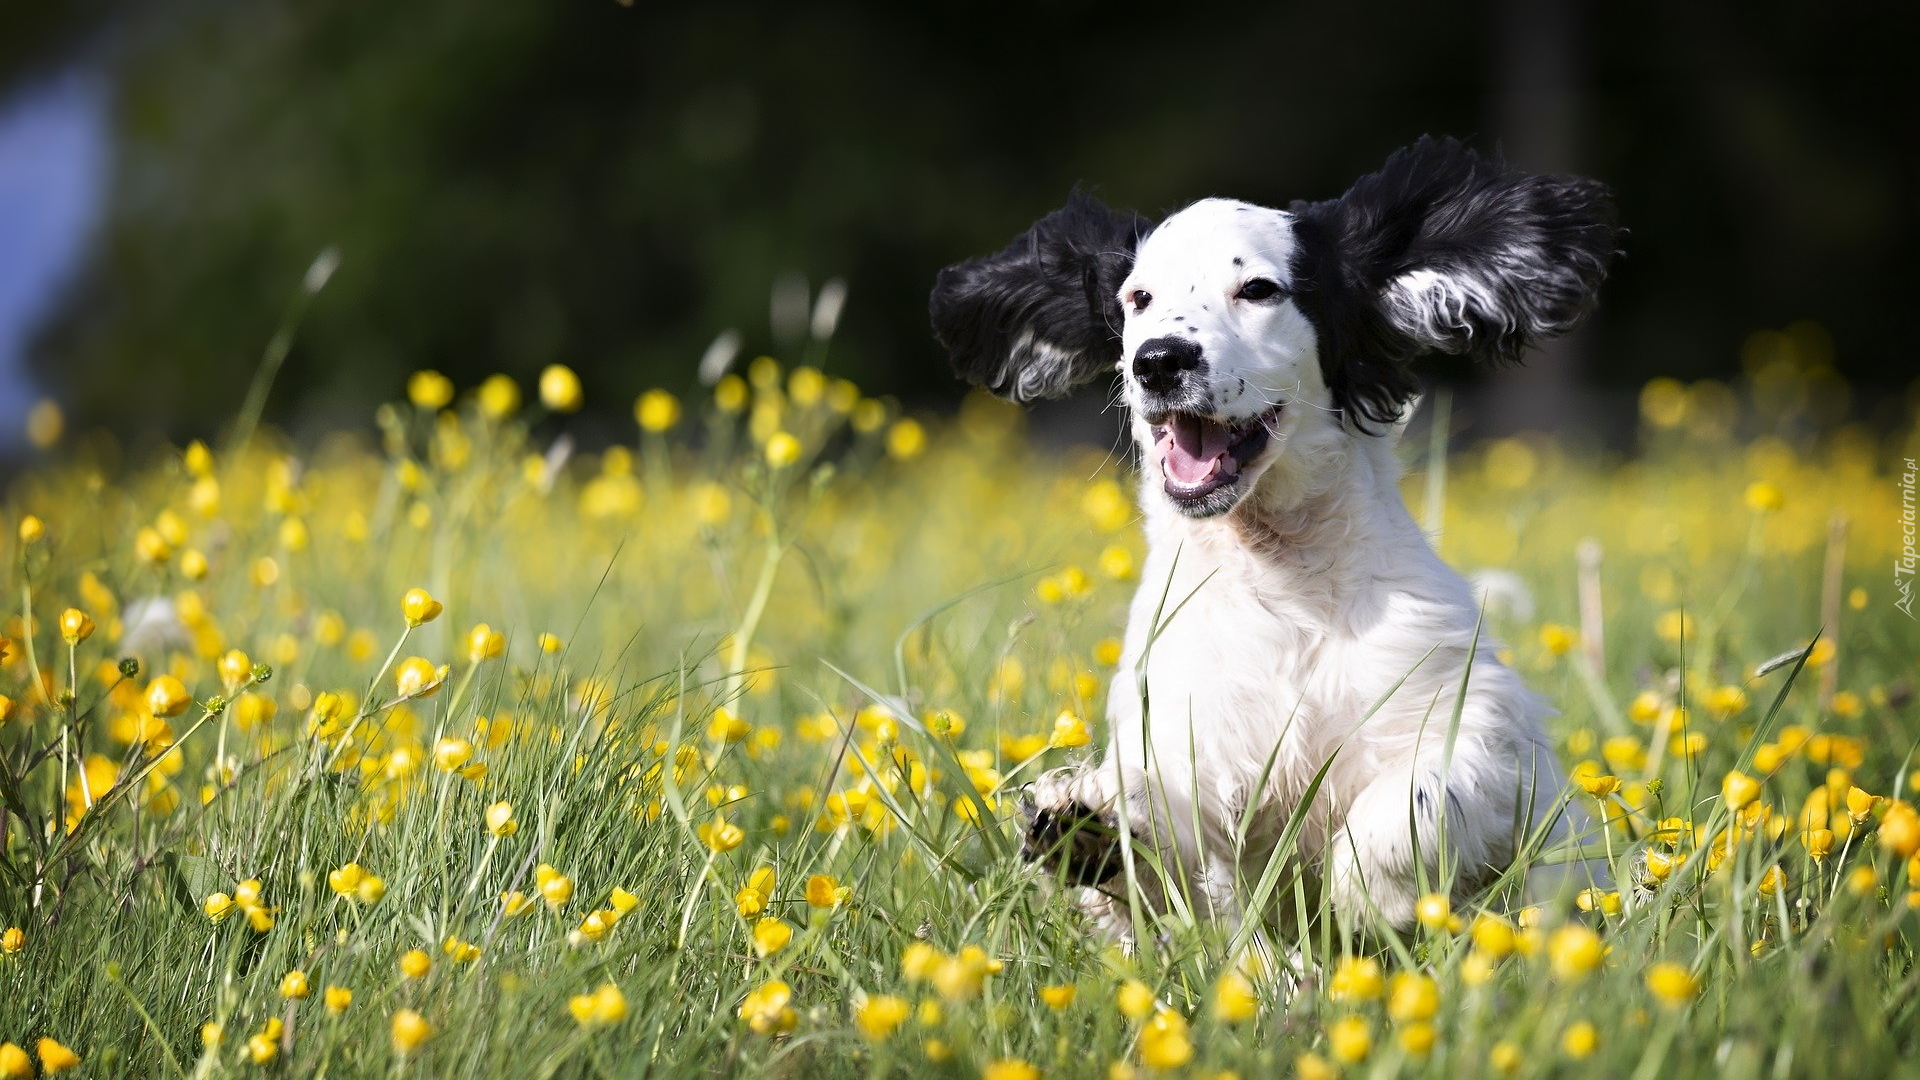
{"left": 1, "top": 346, "right": 1917, "bottom": 1078}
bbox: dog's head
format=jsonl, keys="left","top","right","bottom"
{"left": 930, "top": 137, "right": 1621, "bottom": 518}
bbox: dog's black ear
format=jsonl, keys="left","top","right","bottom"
{"left": 930, "top": 193, "right": 1150, "bottom": 401}
{"left": 1291, "top": 136, "right": 1622, "bottom": 428}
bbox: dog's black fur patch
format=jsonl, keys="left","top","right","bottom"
{"left": 1018, "top": 790, "right": 1123, "bottom": 888}
{"left": 1289, "top": 136, "right": 1622, "bottom": 432}
{"left": 930, "top": 192, "right": 1151, "bottom": 401}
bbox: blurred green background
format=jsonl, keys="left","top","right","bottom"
{"left": 1, "top": 0, "right": 1914, "bottom": 452}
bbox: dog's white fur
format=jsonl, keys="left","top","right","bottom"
{"left": 1029, "top": 199, "right": 1581, "bottom": 941}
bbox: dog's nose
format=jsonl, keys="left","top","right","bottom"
{"left": 1132, "top": 336, "right": 1203, "bottom": 396}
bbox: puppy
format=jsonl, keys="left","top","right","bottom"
{"left": 929, "top": 137, "right": 1618, "bottom": 943}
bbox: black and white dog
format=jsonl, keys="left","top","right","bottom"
{"left": 930, "top": 137, "right": 1618, "bottom": 942}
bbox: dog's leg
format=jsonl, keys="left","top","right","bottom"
{"left": 1021, "top": 761, "right": 1163, "bottom": 946}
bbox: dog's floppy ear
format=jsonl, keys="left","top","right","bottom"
{"left": 930, "top": 193, "right": 1150, "bottom": 401}
{"left": 1291, "top": 136, "right": 1621, "bottom": 429}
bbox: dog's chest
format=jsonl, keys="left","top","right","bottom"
{"left": 1106, "top": 526, "right": 1350, "bottom": 805}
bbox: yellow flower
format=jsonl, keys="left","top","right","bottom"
{"left": 1049, "top": 710, "right": 1092, "bottom": 749}
{"left": 1040, "top": 984, "right": 1078, "bottom": 1010}
{"left": 485, "top": 800, "right": 518, "bottom": 837}
{"left": 1387, "top": 972, "right": 1440, "bottom": 1023}
{"left": 933, "top": 945, "right": 997, "bottom": 1001}
{"left": 886, "top": 418, "right": 927, "bottom": 460}
{"left": 1326, "top": 1015, "right": 1372, "bottom": 1064}
{"left": 478, "top": 374, "right": 521, "bottom": 418}
{"left": 1744, "top": 480, "right": 1784, "bottom": 513}
{"left": 203, "top": 892, "right": 234, "bottom": 921}
{"left": 1489, "top": 1041, "right": 1523, "bottom": 1075}
{"left": 443, "top": 935, "right": 480, "bottom": 963}
{"left": 1878, "top": 801, "right": 1920, "bottom": 858}
{"left": 146, "top": 676, "right": 193, "bottom": 718}
{"left": 245, "top": 1033, "right": 277, "bottom": 1065}
{"left": 1549, "top": 924, "right": 1605, "bottom": 980}
{"left": 408, "top": 370, "right": 455, "bottom": 409}
{"left": 1577, "top": 772, "right": 1621, "bottom": 799}
{"left": 0, "top": 1044, "right": 31, "bottom": 1079}
{"left": 399, "top": 948, "right": 432, "bottom": 979}
{"left": 280, "top": 969, "right": 310, "bottom": 999}
{"left": 394, "top": 657, "right": 449, "bottom": 697}
{"left": 35, "top": 1040, "right": 79, "bottom": 1075}
{"left": 806, "top": 874, "right": 848, "bottom": 908}
{"left": 1138, "top": 1010, "right": 1193, "bottom": 1069}
{"left": 1722, "top": 770, "right": 1762, "bottom": 811}
{"left": 764, "top": 431, "right": 802, "bottom": 469}
{"left": 1470, "top": 914, "right": 1516, "bottom": 958}
{"left": 1, "top": 927, "right": 23, "bottom": 954}
{"left": 1116, "top": 978, "right": 1157, "bottom": 1019}
{"left": 1798, "top": 827, "right": 1835, "bottom": 861}
{"left": 433, "top": 736, "right": 474, "bottom": 773}
{"left": 901, "top": 942, "right": 942, "bottom": 982}
{"left": 1757, "top": 865, "right": 1787, "bottom": 897}
{"left": 1645, "top": 962, "right": 1697, "bottom": 1007}
{"left": 466, "top": 623, "right": 506, "bottom": 663}
{"left": 540, "top": 364, "right": 583, "bottom": 412}
{"left": 738, "top": 980, "right": 797, "bottom": 1035}
{"left": 1576, "top": 888, "right": 1623, "bottom": 914}
{"left": 568, "top": 982, "right": 629, "bottom": 1027}
{"left": 390, "top": 1009, "right": 432, "bottom": 1054}
{"left": 134, "top": 526, "right": 173, "bottom": 564}
{"left": 1538, "top": 623, "right": 1578, "bottom": 656}
{"left": 634, "top": 389, "right": 682, "bottom": 432}
{"left": 982, "top": 1061, "right": 1040, "bottom": 1080}
{"left": 751, "top": 917, "right": 793, "bottom": 956}
{"left": 706, "top": 708, "right": 751, "bottom": 743}
{"left": 854, "top": 994, "right": 911, "bottom": 1041}
{"left": 537, "top": 864, "right": 576, "bottom": 906}
{"left": 1413, "top": 893, "right": 1452, "bottom": 929}
{"left": 1398, "top": 1021, "right": 1437, "bottom": 1056}
{"left": 325, "top": 985, "right": 353, "bottom": 1014}
{"left": 1561, "top": 1020, "right": 1598, "bottom": 1058}
{"left": 1846, "top": 786, "right": 1881, "bottom": 824}
{"left": 700, "top": 818, "right": 745, "bottom": 852}
{"left": 1329, "top": 956, "right": 1384, "bottom": 1002}
{"left": 401, "top": 587, "right": 443, "bottom": 627}
{"left": 1708, "top": 685, "right": 1749, "bottom": 718}
{"left": 1294, "top": 1053, "right": 1337, "bottom": 1080}
{"left": 1847, "top": 865, "right": 1878, "bottom": 895}
{"left": 59, "top": 608, "right": 94, "bottom": 646}
{"left": 17, "top": 516, "right": 45, "bottom": 544}
{"left": 1212, "top": 970, "right": 1258, "bottom": 1022}
{"left": 502, "top": 890, "right": 536, "bottom": 917}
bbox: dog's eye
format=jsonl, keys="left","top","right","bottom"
{"left": 1236, "top": 278, "right": 1284, "bottom": 302}
{"left": 1129, "top": 290, "right": 1152, "bottom": 312}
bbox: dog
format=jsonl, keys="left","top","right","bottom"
{"left": 928, "top": 137, "right": 1619, "bottom": 944}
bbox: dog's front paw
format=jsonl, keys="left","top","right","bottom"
{"left": 1020, "top": 768, "right": 1123, "bottom": 887}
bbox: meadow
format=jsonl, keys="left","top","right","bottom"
{"left": 2, "top": 331, "right": 1918, "bottom": 1079}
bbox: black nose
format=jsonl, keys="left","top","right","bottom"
{"left": 1132, "top": 336, "right": 1203, "bottom": 396}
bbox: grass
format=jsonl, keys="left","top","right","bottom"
{"left": 1, "top": 351, "right": 1917, "bottom": 1079}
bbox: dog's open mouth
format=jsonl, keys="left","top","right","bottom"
{"left": 1152, "top": 405, "right": 1283, "bottom": 511}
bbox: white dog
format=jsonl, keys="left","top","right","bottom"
{"left": 929, "top": 137, "right": 1618, "bottom": 942}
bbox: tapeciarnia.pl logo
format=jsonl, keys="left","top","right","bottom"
{"left": 1899, "top": 457, "right": 1917, "bottom": 619}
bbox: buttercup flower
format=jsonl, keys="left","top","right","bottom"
{"left": 540, "top": 364, "right": 583, "bottom": 412}
{"left": 390, "top": 1009, "right": 432, "bottom": 1054}
{"left": 854, "top": 994, "right": 910, "bottom": 1041}
{"left": 146, "top": 676, "right": 193, "bottom": 718}
{"left": 59, "top": 608, "right": 94, "bottom": 646}
{"left": 401, "top": 587, "right": 443, "bottom": 627}
{"left": 569, "top": 982, "right": 629, "bottom": 1027}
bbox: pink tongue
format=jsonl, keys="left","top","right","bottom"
{"left": 1161, "top": 415, "right": 1235, "bottom": 486}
